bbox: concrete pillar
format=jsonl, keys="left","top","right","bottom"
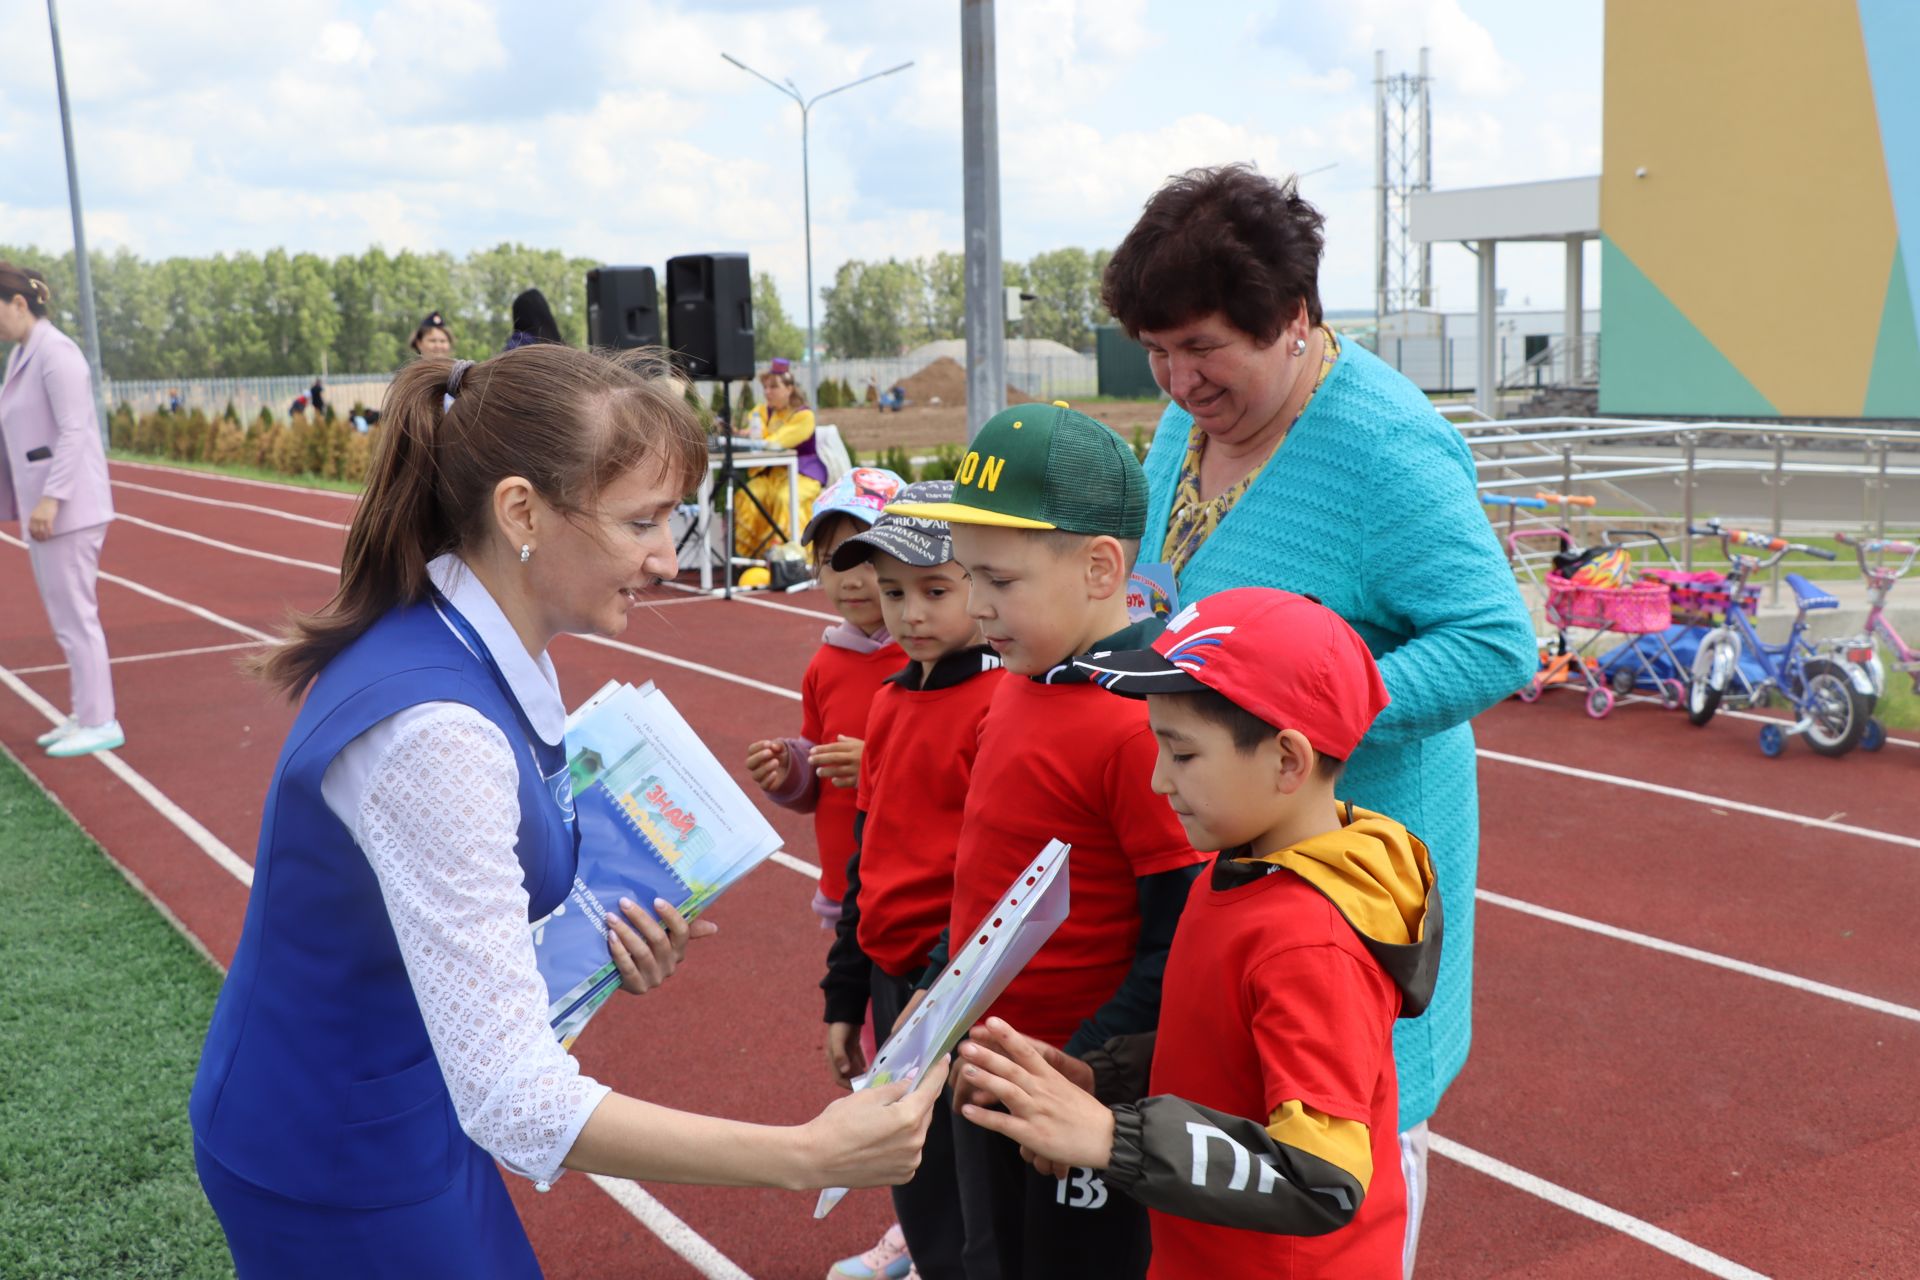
{"left": 1565, "top": 236, "right": 1585, "bottom": 384}
{"left": 1477, "top": 239, "right": 1498, "bottom": 419}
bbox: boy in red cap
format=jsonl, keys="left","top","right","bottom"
{"left": 952, "top": 587, "right": 1442, "bottom": 1280}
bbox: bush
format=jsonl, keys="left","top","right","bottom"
{"left": 877, "top": 445, "right": 915, "bottom": 480}
{"left": 738, "top": 381, "right": 757, "bottom": 416}
{"left": 921, "top": 443, "right": 965, "bottom": 482}
{"left": 817, "top": 378, "right": 841, "bottom": 410}
{"left": 1131, "top": 423, "right": 1149, "bottom": 463}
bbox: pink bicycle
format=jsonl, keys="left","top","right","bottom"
{"left": 1834, "top": 532, "right": 1919, "bottom": 752}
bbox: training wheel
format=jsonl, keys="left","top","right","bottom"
{"left": 1585, "top": 686, "right": 1615, "bottom": 720}
{"left": 1660, "top": 679, "right": 1688, "bottom": 710}
{"left": 1758, "top": 723, "right": 1786, "bottom": 757}
{"left": 1861, "top": 718, "right": 1886, "bottom": 752}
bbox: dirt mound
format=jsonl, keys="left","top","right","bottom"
{"left": 895, "top": 356, "right": 1032, "bottom": 406}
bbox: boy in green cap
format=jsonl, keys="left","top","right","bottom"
{"left": 888, "top": 403, "right": 1210, "bottom": 1279}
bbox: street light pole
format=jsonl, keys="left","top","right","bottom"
{"left": 45, "top": 0, "right": 107, "bottom": 442}
{"left": 722, "top": 54, "right": 913, "bottom": 402}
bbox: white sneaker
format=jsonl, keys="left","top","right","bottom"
{"left": 35, "top": 718, "right": 78, "bottom": 747}
{"left": 45, "top": 720, "right": 125, "bottom": 758}
{"left": 827, "top": 1223, "right": 913, "bottom": 1280}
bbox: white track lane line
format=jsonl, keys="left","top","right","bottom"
{"left": 1427, "top": 1135, "right": 1769, "bottom": 1280}
{"left": 0, "top": 659, "right": 255, "bottom": 887}
{"left": 657, "top": 578, "right": 841, "bottom": 621}
{"left": 105, "top": 513, "right": 807, "bottom": 702}
{"left": 113, "top": 477, "right": 353, "bottom": 530}
{"left": 0, "top": 567, "right": 763, "bottom": 1280}
{"left": 1477, "top": 890, "right": 1920, "bottom": 1023}
{"left": 1476, "top": 749, "right": 1920, "bottom": 851}
{"left": 11, "top": 640, "right": 264, "bottom": 676}
{"left": 0, "top": 530, "right": 272, "bottom": 642}
{"left": 17, "top": 515, "right": 1887, "bottom": 1273}
{"left": 114, "top": 460, "right": 837, "bottom": 623}
{"left": 111, "top": 457, "right": 359, "bottom": 500}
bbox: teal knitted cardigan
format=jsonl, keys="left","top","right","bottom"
{"left": 1141, "top": 340, "right": 1536, "bottom": 1130}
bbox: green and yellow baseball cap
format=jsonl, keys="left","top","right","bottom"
{"left": 886, "top": 401, "right": 1148, "bottom": 537}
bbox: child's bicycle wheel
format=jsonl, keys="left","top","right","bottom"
{"left": 1795, "top": 658, "right": 1871, "bottom": 757}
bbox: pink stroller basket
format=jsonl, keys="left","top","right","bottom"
{"left": 1545, "top": 574, "right": 1674, "bottom": 635}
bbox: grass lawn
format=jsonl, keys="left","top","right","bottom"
{"left": 108, "top": 448, "right": 363, "bottom": 496}
{"left": 0, "top": 752, "right": 233, "bottom": 1279}
{"left": 1873, "top": 646, "right": 1920, "bottom": 731}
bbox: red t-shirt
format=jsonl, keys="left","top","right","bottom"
{"left": 949, "top": 677, "right": 1207, "bottom": 1048}
{"left": 801, "top": 640, "right": 903, "bottom": 904}
{"left": 1147, "top": 865, "right": 1406, "bottom": 1280}
{"left": 855, "top": 664, "right": 1005, "bottom": 977}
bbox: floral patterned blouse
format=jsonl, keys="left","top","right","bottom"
{"left": 1162, "top": 326, "right": 1341, "bottom": 579}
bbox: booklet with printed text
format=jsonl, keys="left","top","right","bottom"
{"left": 535, "top": 679, "right": 784, "bottom": 1048}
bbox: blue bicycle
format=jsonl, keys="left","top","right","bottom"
{"left": 1684, "top": 521, "right": 1876, "bottom": 757}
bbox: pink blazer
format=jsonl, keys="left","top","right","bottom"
{"left": 0, "top": 319, "right": 114, "bottom": 533}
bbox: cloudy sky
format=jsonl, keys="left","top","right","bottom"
{"left": 1, "top": 0, "right": 1603, "bottom": 323}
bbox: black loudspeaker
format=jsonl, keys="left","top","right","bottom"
{"left": 585, "top": 266, "right": 661, "bottom": 350}
{"left": 666, "top": 253, "right": 755, "bottom": 381}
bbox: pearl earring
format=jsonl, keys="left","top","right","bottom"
{"left": 519, "top": 544, "right": 532, "bottom": 564}
{"left": 1291, "top": 337, "right": 1308, "bottom": 357}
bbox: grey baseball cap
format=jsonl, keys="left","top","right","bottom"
{"left": 830, "top": 479, "right": 959, "bottom": 570}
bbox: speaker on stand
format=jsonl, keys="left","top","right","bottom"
{"left": 585, "top": 266, "right": 662, "bottom": 350}
{"left": 666, "top": 253, "right": 760, "bottom": 598}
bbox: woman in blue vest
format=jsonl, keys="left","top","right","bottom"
{"left": 190, "top": 344, "right": 945, "bottom": 1278}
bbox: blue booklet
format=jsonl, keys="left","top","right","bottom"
{"left": 535, "top": 680, "right": 783, "bottom": 1048}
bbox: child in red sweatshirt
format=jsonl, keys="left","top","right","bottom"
{"left": 747, "top": 467, "right": 907, "bottom": 924}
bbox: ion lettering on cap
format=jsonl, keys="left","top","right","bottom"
{"left": 957, "top": 451, "right": 1007, "bottom": 492}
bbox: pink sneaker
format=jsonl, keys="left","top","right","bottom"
{"left": 827, "top": 1223, "right": 913, "bottom": 1280}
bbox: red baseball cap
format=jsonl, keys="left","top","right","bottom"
{"left": 1073, "top": 587, "right": 1389, "bottom": 759}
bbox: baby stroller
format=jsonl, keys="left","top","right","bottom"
{"left": 1510, "top": 528, "right": 1685, "bottom": 717}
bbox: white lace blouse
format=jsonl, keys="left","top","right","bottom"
{"left": 319, "top": 555, "right": 609, "bottom": 1188}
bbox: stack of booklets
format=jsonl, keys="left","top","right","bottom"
{"left": 815, "top": 839, "right": 1071, "bottom": 1218}
{"left": 535, "top": 679, "right": 784, "bottom": 1048}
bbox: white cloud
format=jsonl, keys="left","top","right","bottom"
{"left": 0, "top": 0, "right": 1602, "bottom": 323}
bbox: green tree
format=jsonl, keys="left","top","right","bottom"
{"left": 821, "top": 258, "right": 921, "bottom": 357}
{"left": 752, "top": 272, "right": 804, "bottom": 361}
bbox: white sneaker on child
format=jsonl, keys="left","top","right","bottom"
{"left": 826, "top": 1222, "right": 913, "bottom": 1280}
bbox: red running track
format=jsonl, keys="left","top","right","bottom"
{"left": 2, "top": 460, "right": 1917, "bottom": 1279}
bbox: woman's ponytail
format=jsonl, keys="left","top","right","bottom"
{"left": 252, "top": 358, "right": 461, "bottom": 695}
{"left": 251, "top": 343, "right": 706, "bottom": 698}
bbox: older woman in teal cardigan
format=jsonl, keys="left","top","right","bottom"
{"left": 1103, "top": 166, "right": 1535, "bottom": 1275}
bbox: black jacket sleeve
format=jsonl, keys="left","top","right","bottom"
{"left": 914, "top": 926, "right": 951, "bottom": 992}
{"left": 820, "top": 812, "right": 872, "bottom": 1025}
{"left": 1079, "top": 1031, "right": 1156, "bottom": 1105}
{"left": 1105, "top": 1096, "right": 1366, "bottom": 1236}
{"left": 1062, "top": 863, "right": 1204, "bottom": 1057}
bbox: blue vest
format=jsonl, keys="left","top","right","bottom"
{"left": 190, "top": 599, "right": 577, "bottom": 1207}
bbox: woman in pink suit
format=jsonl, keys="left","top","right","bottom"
{"left": 0, "top": 262, "right": 121, "bottom": 757}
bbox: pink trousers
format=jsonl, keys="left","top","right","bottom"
{"left": 26, "top": 520, "right": 115, "bottom": 726}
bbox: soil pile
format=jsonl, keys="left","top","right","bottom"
{"left": 896, "top": 356, "right": 1032, "bottom": 406}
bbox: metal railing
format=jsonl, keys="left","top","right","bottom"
{"left": 1496, "top": 334, "right": 1601, "bottom": 391}
{"left": 1468, "top": 416, "right": 1920, "bottom": 585}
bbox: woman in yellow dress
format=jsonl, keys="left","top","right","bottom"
{"left": 733, "top": 357, "right": 825, "bottom": 558}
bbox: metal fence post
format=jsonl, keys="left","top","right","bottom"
{"left": 1560, "top": 444, "right": 1577, "bottom": 544}
{"left": 1875, "top": 439, "right": 1890, "bottom": 543}
{"left": 1680, "top": 432, "right": 1697, "bottom": 572}
{"left": 1768, "top": 435, "right": 1785, "bottom": 606}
